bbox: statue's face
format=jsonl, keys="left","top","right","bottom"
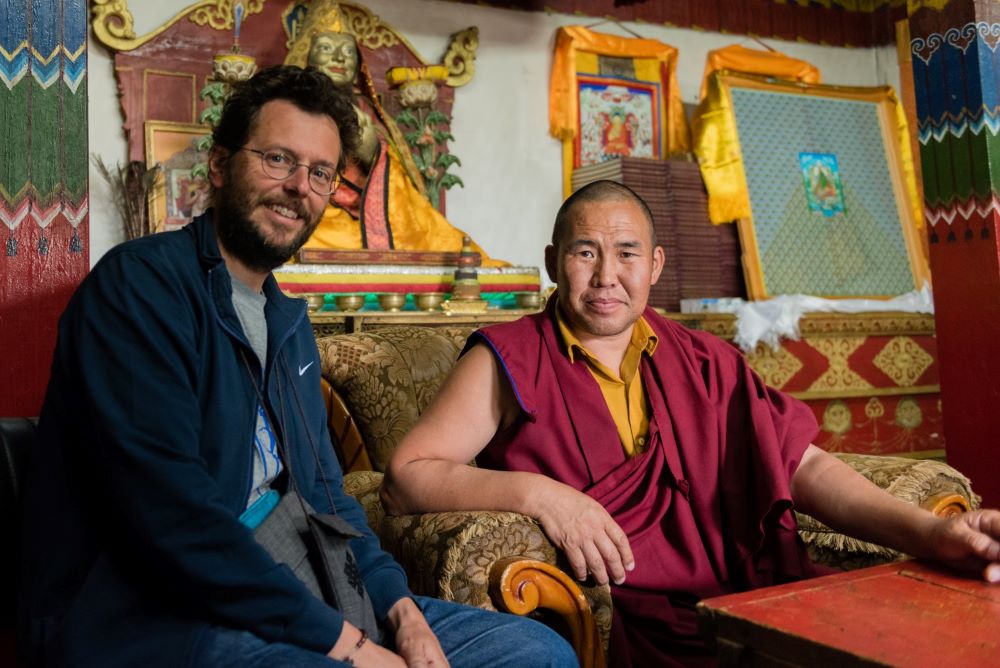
{"left": 308, "top": 32, "right": 358, "bottom": 87}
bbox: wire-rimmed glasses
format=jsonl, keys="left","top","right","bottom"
{"left": 239, "top": 147, "right": 341, "bottom": 196}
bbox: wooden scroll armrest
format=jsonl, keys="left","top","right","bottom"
{"left": 320, "top": 377, "right": 372, "bottom": 473}
{"left": 490, "top": 557, "right": 606, "bottom": 668}
{"left": 378, "top": 510, "right": 609, "bottom": 665}
{"left": 919, "top": 492, "right": 970, "bottom": 518}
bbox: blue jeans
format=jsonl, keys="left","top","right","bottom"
{"left": 190, "top": 595, "right": 578, "bottom": 667}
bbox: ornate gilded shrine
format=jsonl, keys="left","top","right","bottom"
{"left": 90, "top": 0, "right": 476, "bottom": 217}
{"left": 90, "top": 1, "right": 538, "bottom": 300}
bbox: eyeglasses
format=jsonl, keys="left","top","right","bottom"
{"left": 239, "top": 147, "right": 341, "bottom": 196}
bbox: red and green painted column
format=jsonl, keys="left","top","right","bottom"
{"left": 0, "top": 0, "right": 89, "bottom": 415}
{"left": 910, "top": 0, "right": 1000, "bottom": 506}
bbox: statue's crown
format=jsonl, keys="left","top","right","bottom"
{"left": 302, "top": 1, "right": 345, "bottom": 37}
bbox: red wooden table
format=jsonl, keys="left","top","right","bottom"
{"left": 697, "top": 561, "right": 1000, "bottom": 667}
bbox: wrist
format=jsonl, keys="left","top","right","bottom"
{"left": 330, "top": 627, "right": 368, "bottom": 665}
{"left": 386, "top": 596, "right": 422, "bottom": 631}
{"left": 328, "top": 623, "right": 364, "bottom": 661}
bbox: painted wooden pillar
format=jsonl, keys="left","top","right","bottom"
{"left": 0, "top": 0, "right": 89, "bottom": 415}
{"left": 910, "top": 0, "right": 1000, "bottom": 506}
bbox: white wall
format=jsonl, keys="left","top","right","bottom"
{"left": 88, "top": 0, "right": 903, "bottom": 273}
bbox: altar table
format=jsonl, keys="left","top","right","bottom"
{"left": 697, "top": 560, "right": 1000, "bottom": 667}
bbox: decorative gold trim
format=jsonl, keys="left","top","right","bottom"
{"left": 900, "top": 448, "right": 946, "bottom": 461}
{"left": 665, "top": 312, "right": 935, "bottom": 341}
{"left": 190, "top": 0, "right": 265, "bottom": 31}
{"left": 907, "top": 0, "right": 950, "bottom": 14}
{"left": 443, "top": 27, "right": 478, "bottom": 87}
{"left": 789, "top": 384, "right": 940, "bottom": 400}
{"left": 91, "top": 0, "right": 265, "bottom": 52}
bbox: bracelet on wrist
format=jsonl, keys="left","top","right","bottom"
{"left": 341, "top": 629, "right": 368, "bottom": 666}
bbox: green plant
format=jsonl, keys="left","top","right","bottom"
{"left": 396, "top": 108, "right": 463, "bottom": 209}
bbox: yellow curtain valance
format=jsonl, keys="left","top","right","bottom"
{"left": 698, "top": 44, "right": 822, "bottom": 100}
{"left": 549, "top": 26, "right": 690, "bottom": 197}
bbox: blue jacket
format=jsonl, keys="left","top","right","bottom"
{"left": 18, "top": 213, "right": 411, "bottom": 666}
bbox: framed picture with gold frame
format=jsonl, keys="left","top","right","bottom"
{"left": 696, "top": 72, "right": 930, "bottom": 300}
{"left": 144, "top": 121, "right": 211, "bottom": 232}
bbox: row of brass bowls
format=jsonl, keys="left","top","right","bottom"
{"left": 306, "top": 291, "right": 541, "bottom": 313}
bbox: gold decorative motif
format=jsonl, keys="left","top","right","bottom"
{"left": 907, "top": 0, "right": 951, "bottom": 14}
{"left": 822, "top": 400, "right": 853, "bottom": 435}
{"left": 284, "top": 2, "right": 403, "bottom": 55}
{"left": 872, "top": 336, "right": 934, "bottom": 387}
{"left": 190, "top": 0, "right": 265, "bottom": 31}
{"left": 443, "top": 27, "right": 479, "bottom": 88}
{"left": 806, "top": 338, "right": 873, "bottom": 393}
{"left": 745, "top": 345, "right": 803, "bottom": 389}
{"left": 342, "top": 3, "right": 399, "bottom": 49}
{"left": 895, "top": 398, "right": 923, "bottom": 429}
{"left": 91, "top": 0, "right": 265, "bottom": 52}
{"left": 662, "top": 312, "right": 935, "bottom": 342}
{"left": 864, "top": 397, "right": 885, "bottom": 419}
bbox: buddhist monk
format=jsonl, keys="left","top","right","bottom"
{"left": 381, "top": 180, "right": 1000, "bottom": 666}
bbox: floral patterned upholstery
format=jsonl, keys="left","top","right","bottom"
{"left": 317, "top": 324, "right": 978, "bottom": 658}
{"left": 318, "top": 326, "right": 471, "bottom": 473}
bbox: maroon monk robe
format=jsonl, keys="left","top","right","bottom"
{"left": 469, "top": 296, "right": 822, "bottom": 667}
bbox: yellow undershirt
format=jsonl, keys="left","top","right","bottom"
{"left": 555, "top": 306, "right": 658, "bottom": 457}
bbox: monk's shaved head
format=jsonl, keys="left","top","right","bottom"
{"left": 552, "top": 180, "right": 657, "bottom": 249}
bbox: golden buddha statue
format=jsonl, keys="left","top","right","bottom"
{"left": 284, "top": 2, "right": 505, "bottom": 266}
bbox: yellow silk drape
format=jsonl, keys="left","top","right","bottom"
{"left": 698, "top": 44, "right": 822, "bottom": 100}
{"left": 691, "top": 72, "right": 752, "bottom": 224}
{"left": 692, "top": 71, "right": 924, "bottom": 232}
{"left": 693, "top": 46, "right": 823, "bottom": 224}
{"left": 303, "top": 142, "right": 507, "bottom": 266}
{"left": 549, "top": 26, "right": 690, "bottom": 197}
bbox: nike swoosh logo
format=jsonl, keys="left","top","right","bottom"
{"left": 298, "top": 361, "right": 314, "bottom": 376}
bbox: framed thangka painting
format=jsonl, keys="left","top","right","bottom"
{"left": 549, "top": 26, "right": 689, "bottom": 196}
{"left": 694, "top": 72, "right": 929, "bottom": 300}
{"left": 145, "top": 121, "right": 211, "bottom": 232}
{"left": 577, "top": 76, "right": 660, "bottom": 165}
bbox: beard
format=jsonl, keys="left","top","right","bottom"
{"left": 213, "top": 162, "right": 323, "bottom": 273}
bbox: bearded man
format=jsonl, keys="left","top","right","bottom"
{"left": 17, "top": 66, "right": 575, "bottom": 668}
{"left": 381, "top": 180, "right": 1000, "bottom": 667}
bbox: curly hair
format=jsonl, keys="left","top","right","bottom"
{"left": 212, "top": 65, "right": 360, "bottom": 170}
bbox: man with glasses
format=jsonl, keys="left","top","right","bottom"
{"left": 18, "top": 66, "right": 576, "bottom": 668}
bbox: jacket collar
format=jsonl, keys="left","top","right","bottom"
{"left": 187, "top": 210, "right": 307, "bottom": 358}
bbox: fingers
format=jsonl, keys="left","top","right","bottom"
{"left": 581, "top": 541, "right": 610, "bottom": 586}
{"left": 609, "top": 524, "right": 635, "bottom": 574}
{"left": 563, "top": 522, "right": 634, "bottom": 585}
{"left": 564, "top": 543, "right": 589, "bottom": 582}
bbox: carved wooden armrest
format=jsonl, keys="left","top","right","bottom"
{"left": 377, "top": 509, "right": 610, "bottom": 664}
{"left": 490, "top": 557, "right": 606, "bottom": 668}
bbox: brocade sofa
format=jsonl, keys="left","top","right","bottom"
{"left": 315, "top": 324, "right": 979, "bottom": 668}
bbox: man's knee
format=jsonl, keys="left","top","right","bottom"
{"left": 416, "top": 596, "right": 578, "bottom": 667}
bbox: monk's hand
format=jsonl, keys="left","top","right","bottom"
{"left": 533, "top": 481, "right": 634, "bottom": 586}
{"left": 923, "top": 509, "right": 1000, "bottom": 583}
{"left": 387, "top": 598, "right": 450, "bottom": 667}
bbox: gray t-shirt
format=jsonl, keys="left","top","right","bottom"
{"left": 231, "top": 278, "right": 283, "bottom": 508}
